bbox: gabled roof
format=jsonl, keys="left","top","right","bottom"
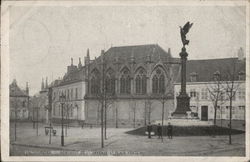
{"left": 59, "top": 67, "right": 85, "bottom": 86}
{"left": 175, "top": 57, "right": 246, "bottom": 83}
{"left": 95, "top": 44, "right": 172, "bottom": 63}
{"left": 9, "top": 80, "right": 28, "bottom": 97}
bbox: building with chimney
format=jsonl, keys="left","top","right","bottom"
{"left": 51, "top": 57, "right": 86, "bottom": 125}
{"left": 174, "top": 49, "right": 246, "bottom": 121}
{"left": 84, "top": 44, "right": 178, "bottom": 127}
{"left": 9, "top": 79, "right": 30, "bottom": 120}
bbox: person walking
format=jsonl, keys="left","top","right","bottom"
{"left": 157, "top": 123, "right": 162, "bottom": 139}
{"left": 147, "top": 122, "right": 152, "bottom": 139}
{"left": 167, "top": 122, "right": 173, "bottom": 139}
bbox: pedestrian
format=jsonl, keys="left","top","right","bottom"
{"left": 157, "top": 123, "right": 162, "bottom": 139}
{"left": 167, "top": 122, "right": 173, "bottom": 139}
{"left": 147, "top": 122, "right": 152, "bottom": 139}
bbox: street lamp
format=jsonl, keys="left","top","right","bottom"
{"left": 59, "top": 92, "right": 66, "bottom": 146}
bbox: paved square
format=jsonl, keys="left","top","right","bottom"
{"left": 10, "top": 122, "right": 245, "bottom": 156}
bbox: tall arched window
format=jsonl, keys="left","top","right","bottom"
{"left": 90, "top": 69, "right": 100, "bottom": 95}
{"left": 152, "top": 68, "right": 165, "bottom": 94}
{"left": 105, "top": 69, "right": 116, "bottom": 95}
{"left": 120, "top": 68, "right": 131, "bottom": 94}
{"left": 152, "top": 75, "right": 158, "bottom": 94}
{"left": 135, "top": 68, "right": 147, "bottom": 94}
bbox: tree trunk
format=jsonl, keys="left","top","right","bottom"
{"left": 229, "top": 98, "right": 232, "bottom": 145}
{"left": 214, "top": 107, "right": 217, "bottom": 126}
{"left": 115, "top": 106, "right": 118, "bottom": 128}
{"left": 133, "top": 108, "right": 136, "bottom": 128}
{"left": 104, "top": 101, "right": 107, "bottom": 140}
{"left": 101, "top": 100, "right": 104, "bottom": 148}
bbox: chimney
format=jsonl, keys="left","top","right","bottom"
{"left": 238, "top": 47, "right": 244, "bottom": 60}
{"left": 26, "top": 82, "right": 29, "bottom": 95}
{"left": 84, "top": 48, "right": 90, "bottom": 66}
{"left": 41, "top": 78, "right": 44, "bottom": 90}
{"left": 45, "top": 77, "right": 48, "bottom": 88}
{"left": 78, "top": 57, "right": 82, "bottom": 68}
{"left": 101, "top": 50, "right": 105, "bottom": 63}
{"left": 67, "top": 58, "right": 77, "bottom": 73}
{"left": 168, "top": 48, "right": 171, "bottom": 55}
{"left": 87, "top": 48, "right": 90, "bottom": 58}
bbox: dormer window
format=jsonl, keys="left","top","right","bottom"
{"left": 213, "top": 71, "right": 221, "bottom": 81}
{"left": 238, "top": 71, "right": 245, "bottom": 80}
{"left": 190, "top": 72, "right": 198, "bottom": 82}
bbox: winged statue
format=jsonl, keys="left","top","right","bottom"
{"left": 180, "top": 22, "right": 193, "bottom": 47}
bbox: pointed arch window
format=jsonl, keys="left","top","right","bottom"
{"left": 105, "top": 69, "right": 116, "bottom": 95}
{"left": 152, "top": 68, "right": 165, "bottom": 94}
{"left": 90, "top": 69, "right": 100, "bottom": 95}
{"left": 120, "top": 68, "right": 131, "bottom": 94}
{"left": 135, "top": 68, "right": 147, "bottom": 94}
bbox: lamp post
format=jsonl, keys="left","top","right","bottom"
{"left": 59, "top": 93, "right": 66, "bottom": 146}
{"left": 36, "top": 107, "right": 39, "bottom": 136}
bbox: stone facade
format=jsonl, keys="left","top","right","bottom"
{"left": 174, "top": 56, "right": 246, "bottom": 121}
{"left": 9, "top": 79, "right": 29, "bottom": 121}
{"left": 51, "top": 58, "right": 85, "bottom": 124}
{"left": 84, "top": 44, "right": 179, "bottom": 127}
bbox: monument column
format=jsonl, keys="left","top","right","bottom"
{"left": 180, "top": 47, "right": 188, "bottom": 94}
{"left": 173, "top": 47, "right": 191, "bottom": 117}
{"left": 173, "top": 21, "right": 193, "bottom": 117}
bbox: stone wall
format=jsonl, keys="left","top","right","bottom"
{"left": 85, "top": 98, "right": 174, "bottom": 128}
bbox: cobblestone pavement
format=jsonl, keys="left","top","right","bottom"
{"left": 10, "top": 122, "right": 245, "bottom": 156}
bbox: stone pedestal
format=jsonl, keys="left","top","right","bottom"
{"left": 173, "top": 93, "right": 191, "bottom": 117}
{"left": 172, "top": 47, "right": 191, "bottom": 117}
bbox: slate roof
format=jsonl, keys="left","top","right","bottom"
{"left": 175, "top": 57, "right": 246, "bottom": 83}
{"left": 9, "top": 80, "right": 28, "bottom": 97}
{"left": 96, "top": 44, "right": 172, "bottom": 63}
{"left": 59, "top": 67, "right": 85, "bottom": 86}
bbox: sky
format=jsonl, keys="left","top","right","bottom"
{"left": 9, "top": 5, "right": 246, "bottom": 95}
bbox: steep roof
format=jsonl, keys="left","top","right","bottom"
{"left": 95, "top": 44, "right": 172, "bottom": 63}
{"left": 9, "top": 80, "right": 28, "bottom": 97}
{"left": 59, "top": 67, "right": 85, "bottom": 86}
{"left": 175, "top": 57, "right": 246, "bottom": 83}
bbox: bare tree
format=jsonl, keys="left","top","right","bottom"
{"left": 223, "top": 58, "right": 242, "bottom": 144}
{"left": 206, "top": 71, "right": 227, "bottom": 126}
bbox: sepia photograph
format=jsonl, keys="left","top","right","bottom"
{"left": 1, "top": 0, "right": 249, "bottom": 161}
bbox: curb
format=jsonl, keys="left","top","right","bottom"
{"left": 11, "top": 143, "right": 81, "bottom": 152}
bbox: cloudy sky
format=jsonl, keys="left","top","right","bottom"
{"left": 9, "top": 4, "right": 246, "bottom": 95}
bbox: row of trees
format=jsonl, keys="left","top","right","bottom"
{"left": 207, "top": 59, "right": 244, "bottom": 144}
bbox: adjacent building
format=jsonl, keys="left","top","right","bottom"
{"left": 9, "top": 79, "right": 30, "bottom": 121}
{"left": 174, "top": 55, "right": 246, "bottom": 121}
{"left": 51, "top": 58, "right": 86, "bottom": 124}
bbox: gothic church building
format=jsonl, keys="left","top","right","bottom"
{"left": 84, "top": 44, "right": 180, "bottom": 127}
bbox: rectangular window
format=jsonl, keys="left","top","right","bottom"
{"left": 71, "top": 89, "right": 73, "bottom": 100}
{"left": 238, "top": 89, "right": 245, "bottom": 99}
{"left": 75, "top": 88, "right": 78, "bottom": 100}
{"left": 190, "top": 90, "right": 196, "bottom": 98}
{"left": 201, "top": 89, "right": 207, "bottom": 100}
{"left": 67, "top": 89, "right": 70, "bottom": 100}
{"left": 53, "top": 107, "right": 56, "bottom": 116}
